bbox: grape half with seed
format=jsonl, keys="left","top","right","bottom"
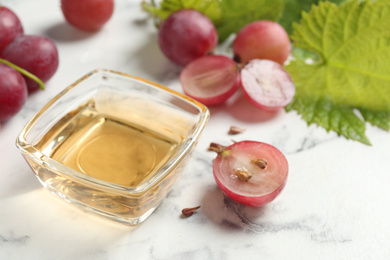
{"left": 212, "top": 141, "right": 288, "bottom": 207}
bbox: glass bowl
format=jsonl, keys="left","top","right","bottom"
{"left": 16, "top": 69, "right": 209, "bottom": 226}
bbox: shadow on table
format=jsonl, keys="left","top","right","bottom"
{"left": 209, "top": 90, "right": 281, "bottom": 123}
{"left": 200, "top": 186, "right": 272, "bottom": 232}
{"left": 130, "top": 32, "right": 182, "bottom": 84}
{"left": 43, "top": 22, "right": 96, "bottom": 42}
{"left": 2, "top": 162, "right": 43, "bottom": 199}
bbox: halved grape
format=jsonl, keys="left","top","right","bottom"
{"left": 158, "top": 9, "right": 218, "bottom": 66}
{"left": 0, "top": 63, "right": 28, "bottom": 122}
{"left": 0, "top": 6, "right": 24, "bottom": 54}
{"left": 233, "top": 20, "right": 291, "bottom": 65}
{"left": 241, "top": 59, "right": 295, "bottom": 111}
{"left": 61, "top": 0, "right": 114, "bottom": 31}
{"left": 180, "top": 55, "right": 240, "bottom": 106}
{"left": 1, "top": 35, "right": 59, "bottom": 92}
{"left": 212, "top": 141, "right": 288, "bottom": 207}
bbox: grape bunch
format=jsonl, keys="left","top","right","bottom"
{"left": 0, "top": 5, "right": 59, "bottom": 124}
{"left": 158, "top": 9, "right": 295, "bottom": 110}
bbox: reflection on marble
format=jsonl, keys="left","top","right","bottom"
{"left": 1, "top": 0, "right": 390, "bottom": 259}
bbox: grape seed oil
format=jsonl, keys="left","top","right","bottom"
{"left": 30, "top": 100, "right": 184, "bottom": 224}
{"left": 16, "top": 69, "right": 209, "bottom": 225}
{"left": 37, "top": 101, "right": 178, "bottom": 188}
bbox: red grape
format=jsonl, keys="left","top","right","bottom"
{"left": 158, "top": 9, "right": 218, "bottom": 66}
{"left": 0, "top": 63, "right": 28, "bottom": 122}
{"left": 180, "top": 55, "right": 240, "bottom": 106}
{"left": 233, "top": 20, "right": 291, "bottom": 65}
{"left": 61, "top": 0, "right": 114, "bottom": 31}
{"left": 240, "top": 59, "right": 295, "bottom": 111}
{"left": 212, "top": 141, "right": 288, "bottom": 207}
{"left": 0, "top": 6, "right": 24, "bottom": 54}
{"left": 1, "top": 35, "right": 59, "bottom": 92}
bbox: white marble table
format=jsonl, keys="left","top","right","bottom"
{"left": 1, "top": 0, "right": 390, "bottom": 259}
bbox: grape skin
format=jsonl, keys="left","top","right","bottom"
{"left": 61, "top": 0, "right": 114, "bottom": 31}
{"left": 233, "top": 20, "right": 291, "bottom": 65}
{"left": 180, "top": 55, "right": 240, "bottom": 106}
{"left": 158, "top": 9, "right": 218, "bottom": 66}
{"left": 0, "top": 63, "right": 27, "bottom": 122}
{"left": 1, "top": 35, "right": 59, "bottom": 92}
{"left": 0, "top": 6, "right": 24, "bottom": 54}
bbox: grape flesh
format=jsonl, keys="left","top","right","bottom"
{"left": 61, "top": 0, "right": 114, "bottom": 31}
{"left": 158, "top": 9, "right": 218, "bottom": 66}
{"left": 213, "top": 141, "right": 288, "bottom": 207}
{"left": 0, "top": 63, "right": 27, "bottom": 122}
{"left": 180, "top": 55, "right": 240, "bottom": 106}
{"left": 233, "top": 20, "right": 291, "bottom": 65}
{"left": 1, "top": 35, "right": 59, "bottom": 92}
{"left": 240, "top": 59, "right": 295, "bottom": 110}
{"left": 0, "top": 6, "right": 24, "bottom": 54}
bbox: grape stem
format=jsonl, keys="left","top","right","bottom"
{"left": 141, "top": 1, "right": 163, "bottom": 27}
{"left": 0, "top": 58, "right": 45, "bottom": 90}
{"left": 209, "top": 142, "right": 227, "bottom": 153}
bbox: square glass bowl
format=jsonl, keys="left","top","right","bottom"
{"left": 16, "top": 69, "right": 209, "bottom": 226}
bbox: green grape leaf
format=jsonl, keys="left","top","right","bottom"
{"left": 286, "top": 59, "right": 371, "bottom": 145}
{"left": 287, "top": 0, "right": 390, "bottom": 144}
{"left": 217, "top": 0, "right": 284, "bottom": 42}
{"left": 358, "top": 108, "right": 390, "bottom": 131}
{"left": 142, "top": 0, "right": 222, "bottom": 24}
{"left": 279, "top": 0, "right": 349, "bottom": 35}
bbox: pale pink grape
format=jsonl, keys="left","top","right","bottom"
{"left": 233, "top": 20, "right": 291, "bottom": 65}
{"left": 241, "top": 59, "right": 295, "bottom": 111}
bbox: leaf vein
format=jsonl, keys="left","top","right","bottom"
{"left": 329, "top": 61, "right": 390, "bottom": 81}
{"left": 328, "top": 4, "right": 390, "bottom": 61}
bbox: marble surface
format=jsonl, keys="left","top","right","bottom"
{"left": 1, "top": 0, "right": 390, "bottom": 259}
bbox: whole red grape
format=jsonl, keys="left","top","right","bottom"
{"left": 0, "top": 6, "right": 24, "bottom": 54}
{"left": 233, "top": 20, "right": 291, "bottom": 65}
{"left": 61, "top": 0, "right": 114, "bottom": 31}
{"left": 158, "top": 9, "right": 218, "bottom": 66}
{"left": 0, "top": 63, "right": 28, "bottom": 122}
{"left": 1, "top": 35, "right": 59, "bottom": 92}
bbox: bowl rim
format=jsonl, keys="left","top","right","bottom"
{"left": 16, "top": 69, "right": 209, "bottom": 195}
